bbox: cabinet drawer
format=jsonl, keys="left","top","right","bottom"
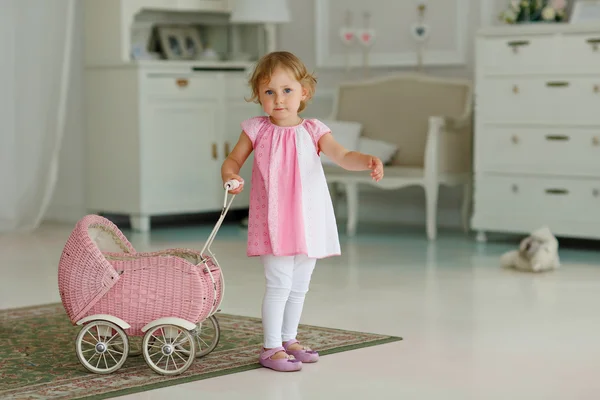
{"left": 560, "top": 33, "right": 600, "bottom": 73}
{"left": 477, "top": 77, "right": 600, "bottom": 124}
{"left": 143, "top": 73, "right": 222, "bottom": 99}
{"left": 477, "top": 78, "right": 551, "bottom": 123}
{"left": 477, "top": 127, "right": 600, "bottom": 176}
{"left": 476, "top": 175, "right": 600, "bottom": 223}
{"left": 477, "top": 35, "right": 557, "bottom": 73}
{"left": 549, "top": 78, "right": 600, "bottom": 124}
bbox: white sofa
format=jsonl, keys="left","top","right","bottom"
{"left": 322, "top": 73, "right": 474, "bottom": 240}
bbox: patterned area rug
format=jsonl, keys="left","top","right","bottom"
{"left": 0, "top": 303, "right": 402, "bottom": 400}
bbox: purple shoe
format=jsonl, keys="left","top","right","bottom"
{"left": 259, "top": 346, "right": 303, "bottom": 372}
{"left": 283, "top": 339, "right": 319, "bottom": 363}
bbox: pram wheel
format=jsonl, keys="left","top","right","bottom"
{"left": 194, "top": 315, "right": 221, "bottom": 358}
{"left": 142, "top": 324, "right": 196, "bottom": 375}
{"left": 75, "top": 320, "right": 129, "bottom": 374}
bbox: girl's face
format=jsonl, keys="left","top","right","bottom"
{"left": 258, "top": 67, "right": 308, "bottom": 125}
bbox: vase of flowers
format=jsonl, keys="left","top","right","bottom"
{"left": 499, "top": 0, "right": 567, "bottom": 24}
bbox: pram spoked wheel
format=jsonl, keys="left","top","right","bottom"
{"left": 194, "top": 315, "right": 220, "bottom": 358}
{"left": 75, "top": 320, "right": 129, "bottom": 374}
{"left": 142, "top": 324, "right": 196, "bottom": 375}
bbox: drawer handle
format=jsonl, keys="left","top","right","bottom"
{"left": 587, "top": 38, "right": 600, "bottom": 50}
{"left": 545, "top": 135, "right": 569, "bottom": 141}
{"left": 507, "top": 40, "right": 530, "bottom": 53}
{"left": 546, "top": 81, "right": 569, "bottom": 87}
{"left": 176, "top": 78, "right": 189, "bottom": 88}
{"left": 594, "top": 85, "right": 599, "bottom": 93}
{"left": 593, "top": 189, "right": 599, "bottom": 197}
{"left": 507, "top": 40, "right": 530, "bottom": 46}
{"left": 512, "top": 85, "right": 519, "bottom": 94}
{"left": 511, "top": 184, "right": 519, "bottom": 193}
{"left": 224, "top": 141, "right": 231, "bottom": 157}
{"left": 545, "top": 188, "right": 569, "bottom": 195}
{"left": 511, "top": 135, "right": 519, "bottom": 144}
{"left": 212, "top": 142, "right": 217, "bottom": 160}
{"left": 593, "top": 137, "right": 599, "bottom": 146}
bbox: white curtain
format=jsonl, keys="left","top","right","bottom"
{"left": 0, "top": 0, "right": 75, "bottom": 232}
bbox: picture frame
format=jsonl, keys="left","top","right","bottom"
{"left": 570, "top": 0, "right": 600, "bottom": 23}
{"left": 180, "top": 27, "right": 204, "bottom": 60}
{"left": 157, "top": 26, "right": 187, "bottom": 60}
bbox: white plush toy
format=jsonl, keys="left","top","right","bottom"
{"left": 500, "top": 226, "right": 560, "bottom": 272}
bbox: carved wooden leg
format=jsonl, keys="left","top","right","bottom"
{"left": 425, "top": 182, "right": 439, "bottom": 240}
{"left": 345, "top": 182, "right": 358, "bottom": 237}
{"left": 476, "top": 231, "right": 487, "bottom": 243}
{"left": 130, "top": 215, "right": 150, "bottom": 232}
{"left": 329, "top": 182, "right": 340, "bottom": 212}
{"left": 461, "top": 181, "right": 472, "bottom": 233}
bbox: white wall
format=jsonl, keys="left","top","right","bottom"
{"left": 45, "top": 0, "right": 506, "bottom": 230}
{"left": 46, "top": 2, "right": 86, "bottom": 223}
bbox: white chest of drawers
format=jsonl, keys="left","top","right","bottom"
{"left": 472, "top": 24, "right": 600, "bottom": 241}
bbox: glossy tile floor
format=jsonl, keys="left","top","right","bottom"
{"left": 2, "top": 221, "right": 600, "bottom": 399}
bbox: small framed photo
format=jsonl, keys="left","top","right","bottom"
{"left": 570, "top": 0, "right": 600, "bottom": 23}
{"left": 181, "top": 27, "right": 204, "bottom": 60}
{"left": 157, "top": 26, "right": 186, "bottom": 60}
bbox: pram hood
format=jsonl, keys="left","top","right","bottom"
{"left": 58, "top": 215, "right": 136, "bottom": 323}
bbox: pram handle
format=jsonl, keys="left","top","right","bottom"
{"left": 200, "top": 179, "right": 243, "bottom": 256}
{"left": 224, "top": 179, "right": 243, "bottom": 191}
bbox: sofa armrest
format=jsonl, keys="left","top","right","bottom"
{"left": 443, "top": 114, "right": 471, "bottom": 132}
{"left": 425, "top": 113, "right": 473, "bottom": 176}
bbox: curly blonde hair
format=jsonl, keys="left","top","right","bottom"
{"left": 246, "top": 51, "right": 317, "bottom": 113}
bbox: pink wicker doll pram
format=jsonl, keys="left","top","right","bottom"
{"left": 58, "top": 180, "right": 240, "bottom": 376}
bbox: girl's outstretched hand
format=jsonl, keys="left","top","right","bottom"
{"left": 367, "top": 156, "right": 384, "bottom": 182}
{"left": 224, "top": 174, "right": 245, "bottom": 194}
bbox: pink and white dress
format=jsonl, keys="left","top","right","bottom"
{"left": 241, "top": 116, "right": 341, "bottom": 259}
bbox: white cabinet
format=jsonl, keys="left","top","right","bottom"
{"left": 223, "top": 74, "right": 259, "bottom": 207}
{"left": 85, "top": 66, "right": 259, "bottom": 232}
{"left": 84, "top": 0, "right": 231, "bottom": 66}
{"left": 472, "top": 24, "right": 600, "bottom": 241}
{"left": 84, "top": 0, "right": 261, "bottom": 231}
{"left": 142, "top": 97, "right": 222, "bottom": 213}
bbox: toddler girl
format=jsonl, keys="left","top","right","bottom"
{"left": 221, "top": 51, "right": 384, "bottom": 372}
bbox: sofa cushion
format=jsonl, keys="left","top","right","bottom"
{"left": 358, "top": 137, "right": 398, "bottom": 165}
{"left": 319, "top": 119, "right": 362, "bottom": 165}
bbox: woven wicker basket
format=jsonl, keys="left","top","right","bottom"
{"left": 58, "top": 215, "right": 223, "bottom": 336}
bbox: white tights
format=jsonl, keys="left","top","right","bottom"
{"left": 261, "top": 254, "right": 317, "bottom": 349}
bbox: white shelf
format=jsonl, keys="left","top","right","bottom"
{"left": 84, "top": 0, "right": 234, "bottom": 66}
{"left": 478, "top": 22, "right": 600, "bottom": 37}
{"left": 86, "top": 60, "right": 255, "bottom": 71}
